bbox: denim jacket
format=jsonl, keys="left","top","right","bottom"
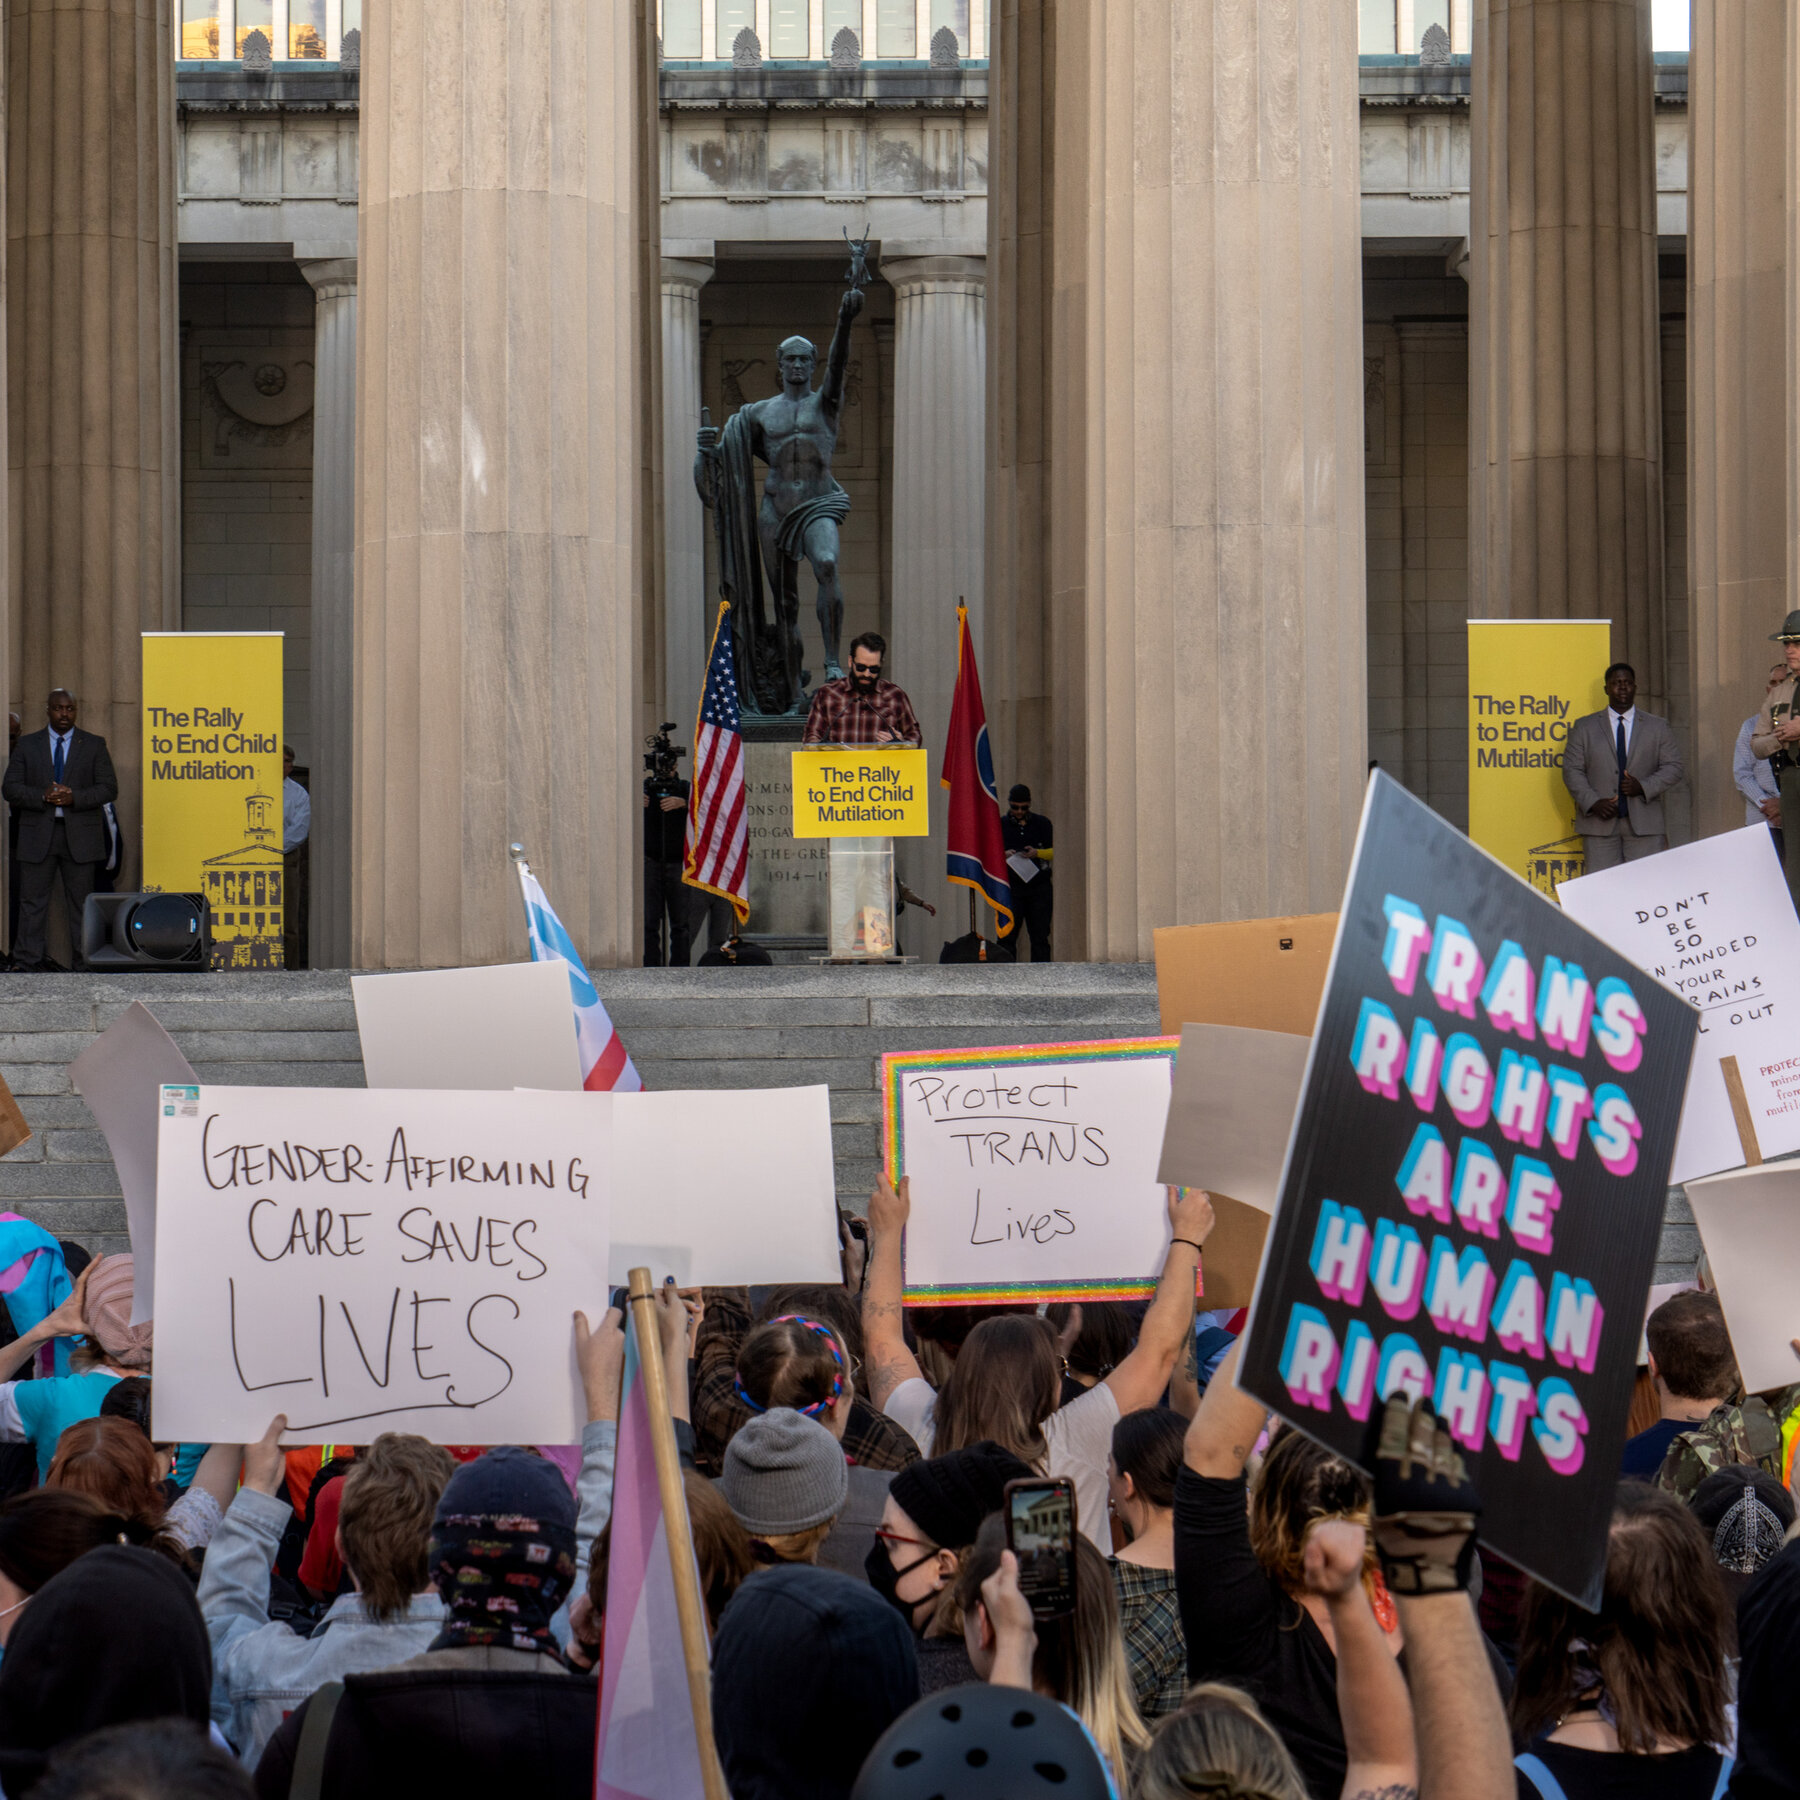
{"left": 196, "top": 1485, "right": 447, "bottom": 1765}
{"left": 197, "top": 1421, "right": 623, "bottom": 1764}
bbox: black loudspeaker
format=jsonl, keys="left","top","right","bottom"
{"left": 81, "top": 893, "right": 211, "bottom": 971}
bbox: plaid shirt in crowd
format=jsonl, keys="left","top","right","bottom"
{"left": 802, "top": 677, "right": 923, "bottom": 748}
{"left": 691, "top": 1288, "right": 922, "bottom": 1477}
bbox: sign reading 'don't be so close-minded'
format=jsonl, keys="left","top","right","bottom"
{"left": 1467, "top": 620, "right": 1609, "bottom": 901}
{"left": 790, "top": 747, "right": 929, "bottom": 837}
{"left": 150, "top": 1086, "right": 611, "bottom": 1446}
{"left": 884, "top": 1039, "right": 1178, "bottom": 1305}
{"left": 1239, "top": 773, "right": 1697, "bottom": 1608}
{"left": 142, "top": 633, "right": 285, "bottom": 970}
{"left": 1558, "top": 824, "right": 1800, "bottom": 1183}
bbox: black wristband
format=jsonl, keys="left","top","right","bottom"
{"left": 1169, "top": 1238, "right": 1204, "bottom": 1254}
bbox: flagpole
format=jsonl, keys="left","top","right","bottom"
{"left": 626, "top": 1266, "right": 730, "bottom": 1800}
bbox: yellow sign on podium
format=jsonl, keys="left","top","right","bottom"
{"left": 790, "top": 747, "right": 930, "bottom": 837}
{"left": 142, "top": 632, "right": 285, "bottom": 969}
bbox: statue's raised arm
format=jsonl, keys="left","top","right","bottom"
{"left": 821, "top": 226, "right": 871, "bottom": 416}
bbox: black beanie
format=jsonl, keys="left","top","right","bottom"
{"left": 888, "top": 1441, "right": 1033, "bottom": 1551}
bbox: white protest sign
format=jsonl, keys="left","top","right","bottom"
{"left": 352, "top": 962, "right": 582, "bottom": 1092}
{"left": 70, "top": 1003, "right": 199, "bottom": 1325}
{"left": 1558, "top": 825, "right": 1800, "bottom": 1181}
{"left": 1685, "top": 1162, "right": 1800, "bottom": 1394}
{"left": 608, "top": 1087, "right": 840, "bottom": 1287}
{"left": 883, "top": 1039, "right": 1177, "bottom": 1303}
{"left": 151, "top": 1086, "right": 610, "bottom": 1444}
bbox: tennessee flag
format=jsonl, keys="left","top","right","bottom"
{"left": 942, "top": 602, "right": 1013, "bottom": 936}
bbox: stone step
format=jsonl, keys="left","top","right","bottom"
{"left": 0, "top": 966, "right": 1701, "bottom": 1283}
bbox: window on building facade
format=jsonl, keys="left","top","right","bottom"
{"left": 930, "top": 0, "right": 970, "bottom": 55}
{"left": 342, "top": 0, "right": 359, "bottom": 31}
{"left": 235, "top": 0, "right": 272, "bottom": 56}
{"left": 289, "top": 0, "right": 326, "bottom": 58}
{"left": 1412, "top": 0, "right": 1450, "bottom": 51}
{"left": 662, "top": 0, "right": 702, "bottom": 58}
{"left": 1359, "top": 0, "right": 1397, "bottom": 53}
{"left": 716, "top": 0, "right": 754, "bottom": 58}
{"left": 181, "top": 0, "right": 221, "bottom": 57}
{"left": 824, "top": 0, "right": 861, "bottom": 53}
{"left": 876, "top": 0, "right": 914, "bottom": 57}
{"left": 770, "top": 0, "right": 809, "bottom": 57}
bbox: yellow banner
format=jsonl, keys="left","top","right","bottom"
{"left": 790, "top": 747, "right": 930, "bottom": 837}
{"left": 1467, "top": 619, "right": 1611, "bottom": 899}
{"left": 142, "top": 633, "right": 286, "bottom": 969}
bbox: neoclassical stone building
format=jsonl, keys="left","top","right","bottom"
{"left": 2, "top": 1, "right": 1786, "bottom": 969}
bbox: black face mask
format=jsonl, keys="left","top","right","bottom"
{"left": 865, "top": 1539, "right": 937, "bottom": 1631}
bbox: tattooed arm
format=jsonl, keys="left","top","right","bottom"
{"left": 861, "top": 1174, "right": 924, "bottom": 1412}
{"left": 1181, "top": 1337, "right": 1266, "bottom": 1478}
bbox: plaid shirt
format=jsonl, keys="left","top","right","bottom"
{"left": 692, "top": 1288, "right": 922, "bottom": 1477}
{"left": 1111, "top": 1559, "right": 1188, "bottom": 1719}
{"left": 802, "top": 677, "right": 923, "bottom": 748}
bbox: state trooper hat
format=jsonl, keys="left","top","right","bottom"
{"left": 1770, "top": 610, "right": 1800, "bottom": 641}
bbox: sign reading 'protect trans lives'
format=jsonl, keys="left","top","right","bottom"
{"left": 1238, "top": 774, "right": 1696, "bottom": 1608}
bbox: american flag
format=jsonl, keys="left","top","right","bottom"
{"left": 683, "top": 603, "right": 751, "bottom": 923}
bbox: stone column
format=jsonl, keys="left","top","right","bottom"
{"left": 661, "top": 255, "right": 712, "bottom": 739}
{"left": 299, "top": 258, "right": 356, "bottom": 968}
{"left": 886, "top": 252, "right": 985, "bottom": 934}
{"left": 7, "top": 0, "right": 179, "bottom": 886}
{"left": 988, "top": 0, "right": 1367, "bottom": 958}
{"left": 1468, "top": 1, "right": 1663, "bottom": 697}
{"left": 353, "top": 0, "right": 654, "bottom": 969}
{"left": 1688, "top": 1, "right": 1786, "bottom": 841}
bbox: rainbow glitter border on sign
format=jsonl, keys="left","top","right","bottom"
{"left": 882, "top": 1036, "right": 1180, "bottom": 1305}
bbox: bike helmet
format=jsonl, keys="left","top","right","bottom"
{"left": 851, "top": 1683, "right": 1117, "bottom": 1800}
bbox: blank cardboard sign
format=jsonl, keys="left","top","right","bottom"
{"left": 1685, "top": 1162, "right": 1800, "bottom": 1396}
{"left": 1157, "top": 1024, "right": 1311, "bottom": 1311}
{"left": 1153, "top": 914, "right": 1337, "bottom": 1039}
{"left": 353, "top": 962, "right": 582, "bottom": 1092}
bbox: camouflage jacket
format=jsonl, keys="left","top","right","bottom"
{"left": 1655, "top": 1385, "right": 1800, "bottom": 1501}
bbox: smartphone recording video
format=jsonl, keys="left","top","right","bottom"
{"left": 1003, "top": 1476, "right": 1077, "bottom": 1620}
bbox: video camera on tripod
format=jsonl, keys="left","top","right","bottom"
{"left": 643, "top": 723, "right": 687, "bottom": 802}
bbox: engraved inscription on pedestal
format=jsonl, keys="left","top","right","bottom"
{"left": 743, "top": 737, "right": 828, "bottom": 939}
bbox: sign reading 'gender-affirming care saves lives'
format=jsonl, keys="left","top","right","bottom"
{"left": 1238, "top": 773, "right": 1696, "bottom": 1609}
{"left": 790, "top": 748, "right": 929, "bottom": 837}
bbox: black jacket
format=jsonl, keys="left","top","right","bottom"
{"left": 2, "top": 727, "right": 118, "bottom": 864}
{"left": 254, "top": 1660, "right": 595, "bottom": 1800}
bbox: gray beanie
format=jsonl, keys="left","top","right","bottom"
{"left": 720, "top": 1407, "right": 849, "bottom": 1537}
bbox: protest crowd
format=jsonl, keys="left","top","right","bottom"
{"left": 0, "top": 1171, "right": 1788, "bottom": 1800}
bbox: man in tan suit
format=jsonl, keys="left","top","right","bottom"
{"left": 1750, "top": 611, "right": 1800, "bottom": 912}
{"left": 1562, "top": 662, "right": 1684, "bottom": 870}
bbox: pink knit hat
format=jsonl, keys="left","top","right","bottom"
{"left": 81, "top": 1254, "right": 153, "bottom": 1370}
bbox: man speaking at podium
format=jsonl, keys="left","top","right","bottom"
{"left": 801, "top": 632, "right": 921, "bottom": 749}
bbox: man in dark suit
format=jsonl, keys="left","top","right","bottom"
{"left": 1562, "top": 661, "right": 1684, "bottom": 870}
{"left": 2, "top": 690, "right": 118, "bottom": 970}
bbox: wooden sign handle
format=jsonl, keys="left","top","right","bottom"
{"left": 1719, "top": 1056, "right": 1764, "bottom": 1167}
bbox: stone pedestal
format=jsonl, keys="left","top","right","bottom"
{"left": 741, "top": 732, "right": 830, "bottom": 943}
{"left": 988, "top": 0, "right": 1368, "bottom": 957}
{"left": 661, "top": 256, "right": 714, "bottom": 745}
{"left": 1469, "top": 0, "right": 1663, "bottom": 700}
{"left": 299, "top": 258, "right": 357, "bottom": 969}
{"left": 886, "top": 253, "right": 985, "bottom": 940}
{"left": 7, "top": 0, "right": 180, "bottom": 886}
{"left": 1688, "top": 1, "right": 1789, "bottom": 840}
{"left": 352, "top": 0, "right": 654, "bottom": 968}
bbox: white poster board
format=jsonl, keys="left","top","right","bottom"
{"left": 151, "top": 1086, "right": 610, "bottom": 1444}
{"left": 608, "top": 1087, "right": 840, "bottom": 1287}
{"left": 352, "top": 962, "right": 582, "bottom": 1092}
{"left": 69, "top": 1003, "right": 199, "bottom": 1324}
{"left": 883, "top": 1040, "right": 1177, "bottom": 1303}
{"left": 1685, "top": 1162, "right": 1800, "bottom": 1395}
{"left": 1558, "top": 825, "right": 1800, "bottom": 1182}
{"left": 1156, "top": 1023, "right": 1311, "bottom": 1208}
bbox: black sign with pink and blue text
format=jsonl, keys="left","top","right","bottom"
{"left": 1239, "top": 773, "right": 1697, "bottom": 1607}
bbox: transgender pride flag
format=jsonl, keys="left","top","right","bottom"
{"left": 595, "top": 1310, "right": 711, "bottom": 1800}
{"left": 514, "top": 859, "right": 642, "bottom": 1093}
